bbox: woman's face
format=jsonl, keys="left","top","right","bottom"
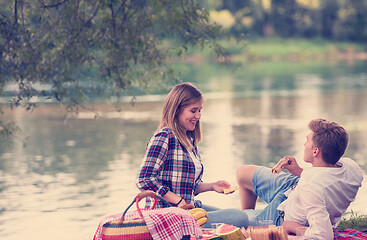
{"left": 177, "top": 100, "right": 203, "bottom": 132}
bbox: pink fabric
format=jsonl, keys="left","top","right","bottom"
{"left": 142, "top": 207, "right": 202, "bottom": 240}
{"left": 93, "top": 207, "right": 202, "bottom": 240}
{"left": 333, "top": 228, "right": 367, "bottom": 239}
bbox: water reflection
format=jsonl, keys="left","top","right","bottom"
{"left": 0, "top": 61, "right": 367, "bottom": 240}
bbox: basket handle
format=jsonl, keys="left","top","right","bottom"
{"left": 119, "top": 190, "right": 171, "bottom": 223}
{"left": 135, "top": 190, "right": 158, "bottom": 205}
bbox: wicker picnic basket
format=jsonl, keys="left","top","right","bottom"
{"left": 102, "top": 191, "right": 156, "bottom": 240}
{"left": 101, "top": 191, "right": 191, "bottom": 240}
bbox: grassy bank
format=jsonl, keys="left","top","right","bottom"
{"left": 338, "top": 211, "right": 367, "bottom": 232}
{"left": 235, "top": 38, "right": 366, "bottom": 62}
{"left": 172, "top": 37, "right": 367, "bottom": 64}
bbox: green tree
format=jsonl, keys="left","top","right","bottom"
{"left": 208, "top": 0, "right": 367, "bottom": 41}
{"left": 272, "top": 0, "right": 297, "bottom": 37}
{"left": 320, "top": 0, "right": 339, "bottom": 39}
{"left": 0, "top": 0, "right": 233, "bottom": 139}
{"left": 0, "top": 0, "right": 230, "bottom": 105}
{"left": 342, "top": 0, "right": 367, "bottom": 42}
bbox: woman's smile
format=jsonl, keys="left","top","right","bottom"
{"left": 178, "top": 101, "right": 202, "bottom": 132}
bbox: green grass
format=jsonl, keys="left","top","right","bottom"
{"left": 165, "top": 37, "right": 366, "bottom": 63}
{"left": 338, "top": 211, "right": 367, "bottom": 232}
{"left": 243, "top": 38, "right": 365, "bottom": 56}
{"left": 235, "top": 38, "right": 366, "bottom": 63}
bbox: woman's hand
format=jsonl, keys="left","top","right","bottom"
{"left": 212, "top": 180, "right": 231, "bottom": 194}
{"left": 196, "top": 181, "right": 232, "bottom": 194}
{"left": 180, "top": 203, "right": 195, "bottom": 210}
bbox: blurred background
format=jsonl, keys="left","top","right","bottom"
{"left": 1, "top": 1, "right": 367, "bottom": 239}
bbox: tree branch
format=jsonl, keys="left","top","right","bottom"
{"left": 38, "top": 0, "right": 69, "bottom": 9}
{"left": 14, "top": 0, "right": 18, "bottom": 25}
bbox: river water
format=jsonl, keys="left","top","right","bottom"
{"left": 0, "top": 61, "right": 367, "bottom": 240}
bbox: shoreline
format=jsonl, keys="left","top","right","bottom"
{"left": 169, "top": 48, "right": 367, "bottom": 65}
{"left": 167, "top": 38, "right": 367, "bottom": 65}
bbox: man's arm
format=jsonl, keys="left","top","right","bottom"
{"left": 282, "top": 221, "right": 307, "bottom": 235}
{"left": 298, "top": 186, "right": 334, "bottom": 240}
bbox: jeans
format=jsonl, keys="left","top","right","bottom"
{"left": 201, "top": 167, "right": 299, "bottom": 229}
{"left": 202, "top": 204, "right": 249, "bottom": 228}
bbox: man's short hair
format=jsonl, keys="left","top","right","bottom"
{"left": 308, "top": 118, "right": 349, "bottom": 165}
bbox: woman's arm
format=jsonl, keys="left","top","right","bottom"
{"left": 195, "top": 180, "right": 231, "bottom": 194}
{"left": 136, "top": 132, "right": 170, "bottom": 196}
{"left": 163, "top": 191, "right": 187, "bottom": 207}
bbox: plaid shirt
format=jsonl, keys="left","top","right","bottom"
{"left": 136, "top": 128, "right": 203, "bottom": 208}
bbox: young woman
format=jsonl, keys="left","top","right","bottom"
{"left": 136, "top": 82, "right": 231, "bottom": 208}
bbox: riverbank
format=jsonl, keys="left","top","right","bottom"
{"left": 169, "top": 37, "right": 367, "bottom": 64}
{"left": 233, "top": 37, "right": 367, "bottom": 63}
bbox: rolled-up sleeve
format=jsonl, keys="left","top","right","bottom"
{"left": 136, "top": 132, "right": 170, "bottom": 197}
{"left": 299, "top": 186, "right": 334, "bottom": 240}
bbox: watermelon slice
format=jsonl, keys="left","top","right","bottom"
{"left": 214, "top": 224, "right": 246, "bottom": 240}
{"left": 201, "top": 230, "right": 223, "bottom": 239}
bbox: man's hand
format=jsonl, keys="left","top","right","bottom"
{"left": 282, "top": 220, "right": 307, "bottom": 235}
{"left": 282, "top": 157, "right": 303, "bottom": 177}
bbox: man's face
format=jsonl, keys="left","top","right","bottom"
{"left": 303, "top": 132, "right": 315, "bottom": 163}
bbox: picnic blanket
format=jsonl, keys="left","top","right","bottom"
{"left": 333, "top": 229, "right": 367, "bottom": 240}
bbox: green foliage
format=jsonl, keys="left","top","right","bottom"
{"left": 0, "top": 0, "right": 230, "bottom": 108}
{"left": 1, "top": 0, "right": 366, "bottom": 109}
{"left": 0, "top": 116, "right": 20, "bottom": 143}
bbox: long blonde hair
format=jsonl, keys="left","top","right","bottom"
{"left": 158, "top": 82, "right": 202, "bottom": 151}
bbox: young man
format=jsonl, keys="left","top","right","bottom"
{"left": 236, "top": 118, "right": 363, "bottom": 239}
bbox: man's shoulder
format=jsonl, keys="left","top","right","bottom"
{"left": 338, "top": 157, "right": 364, "bottom": 183}
{"left": 338, "top": 157, "right": 360, "bottom": 169}
{"left": 300, "top": 157, "right": 363, "bottom": 187}
{"left": 300, "top": 167, "right": 341, "bottom": 186}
